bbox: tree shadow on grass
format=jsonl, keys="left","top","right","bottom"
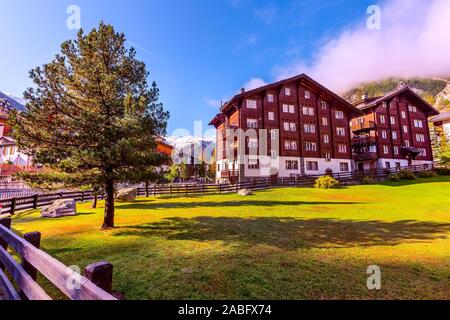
{"left": 113, "top": 217, "right": 450, "bottom": 249}
{"left": 117, "top": 200, "right": 364, "bottom": 210}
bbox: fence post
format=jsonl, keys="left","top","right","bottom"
{"left": 236, "top": 183, "right": 239, "bottom": 193}
{"left": 33, "top": 194, "right": 39, "bottom": 209}
{"left": 84, "top": 261, "right": 113, "bottom": 294}
{"left": 81, "top": 191, "right": 85, "bottom": 202}
{"left": 153, "top": 185, "right": 157, "bottom": 196}
{"left": 169, "top": 185, "right": 172, "bottom": 196}
{"left": 10, "top": 198, "right": 17, "bottom": 215}
{"left": 0, "top": 218, "right": 11, "bottom": 271}
{"left": 145, "top": 182, "right": 149, "bottom": 197}
{"left": 219, "top": 184, "right": 222, "bottom": 195}
{"left": 202, "top": 184, "right": 205, "bottom": 196}
{"left": 19, "top": 231, "right": 41, "bottom": 300}
{"left": 186, "top": 185, "right": 188, "bottom": 196}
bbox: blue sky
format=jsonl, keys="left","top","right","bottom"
{"left": 3, "top": 0, "right": 446, "bottom": 136}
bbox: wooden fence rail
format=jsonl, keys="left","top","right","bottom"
{"left": 0, "top": 217, "right": 117, "bottom": 300}
{"left": 0, "top": 163, "right": 439, "bottom": 215}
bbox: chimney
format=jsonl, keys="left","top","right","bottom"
{"left": 361, "top": 93, "right": 369, "bottom": 100}
{"left": 241, "top": 88, "right": 245, "bottom": 94}
{"left": 397, "top": 81, "right": 407, "bottom": 89}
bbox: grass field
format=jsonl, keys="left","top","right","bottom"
{"left": 9, "top": 176, "right": 450, "bottom": 300}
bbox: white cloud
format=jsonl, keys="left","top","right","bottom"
{"left": 274, "top": 0, "right": 450, "bottom": 93}
{"left": 243, "top": 78, "right": 267, "bottom": 91}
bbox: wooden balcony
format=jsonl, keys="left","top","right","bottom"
{"left": 352, "top": 136, "right": 377, "bottom": 146}
{"left": 352, "top": 121, "right": 376, "bottom": 134}
{"left": 219, "top": 170, "right": 239, "bottom": 178}
{"left": 353, "top": 152, "right": 378, "bottom": 161}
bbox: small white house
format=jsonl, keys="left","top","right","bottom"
{"left": 0, "top": 135, "right": 32, "bottom": 166}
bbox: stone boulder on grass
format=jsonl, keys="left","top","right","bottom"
{"left": 41, "top": 199, "right": 77, "bottom": 218}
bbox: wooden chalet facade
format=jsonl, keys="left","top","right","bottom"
{"left": 209, "top": 74, "right": 361, "bottom": 183}
{"left": 351, "top": 85, "right": 439, "bottom": 171}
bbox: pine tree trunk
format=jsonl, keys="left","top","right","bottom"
{"left": 91, "top": 195, "right": 98, "bottom": 209}
{"left": 102, "top": 179, "right": 115, "bottom": 229}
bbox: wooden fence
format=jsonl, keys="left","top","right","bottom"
{"left": 0, "top": 217, "right": 117, "bottom": 300}
{"left": 0, "top": 163, "right": 438, "bottom": 215}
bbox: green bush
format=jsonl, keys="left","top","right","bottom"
{"left": 361, "top": 176, "right": 375, "bottom": 185}
{"left": 417, "top": 171, "right": 437, "bottom": 178}
{"left": 436, "top": 168, "right": 450, "bottom": 176}
{"left": 314, "top": 176, "right": 340, "bottom": 189}
{"left": 397, "top": 170, "right": 416, "bottom": 180}
{"left": 388, "top": 173, "right": 401, "bottom": 182}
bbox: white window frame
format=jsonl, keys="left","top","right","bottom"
{"left": 246, "top": 99, "right": 257, "bottom": 109}
{"left": 268, "top": 112, "right": 275, "bottom": 121}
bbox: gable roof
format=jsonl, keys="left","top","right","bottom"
{"left": 219, "top": 73, "right": 361, "bottom": 117}
{"left": 431, "top": 110, "right": 450, "bottom": 123}
{"left": 356, "top": 86, "right": 440, "bottom": 116}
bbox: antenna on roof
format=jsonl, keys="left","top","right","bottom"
{"left": 241, "top": 88, "right": 245, "bottom": 94}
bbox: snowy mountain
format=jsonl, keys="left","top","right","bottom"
{"left": 165, "top": 135, "right": 216, "bottom": 163}
{"left": 0, "top": 91, "right": 26, "bottom": 111}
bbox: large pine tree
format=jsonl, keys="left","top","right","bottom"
{"left": 9, "top": 22, "right": 169, "bottom": 229}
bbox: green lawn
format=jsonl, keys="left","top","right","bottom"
{"left": 10, "top": 176, "right": 450, "bottom": 300}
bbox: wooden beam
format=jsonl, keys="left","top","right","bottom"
{"left": 0, "top": 267, "right": 20, "bottom": 300}
{"left": 0, "top": 224, "right": 116, "bottom": 300}
{"left": 0, "top": 247, "right": 51, "bottom": 300}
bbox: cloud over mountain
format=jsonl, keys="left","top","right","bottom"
{"left": 275, "top": 0, "right": 450, "bottom": 93}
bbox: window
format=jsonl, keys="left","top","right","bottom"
{"left": 248, "top": 159, "right": 259, "bottom": 169}
{"left": 419, "top": 148, "right": 427, "bottom": 157}
{"left": 405, "top": 140, "right": 410, "bottom": 147}
{"left": 382, "top": 102, "right": 387, "bottom": 108}
{"left": 340, "top": 162, "right": 349, "bottom": 172}
{"left": 268, "top": 112, "right": 275, "bottom": 121}
{"left": 322, "top": 117, "right": 328, "bottom": 126}
{"left": 385, "top": 162, "right": 391, "bottom": 169}
{"left": 335, "top": 111, "right": 344, "bottom": 119}
{"left": 416, "top": 134, "right": 425, "bottom": 142}
{"left": 284, "top": 140, "right": 297, "bottom": 150}
{"left": 383, "top": 145, "right": 389, "bottom": 154}
{"left": 380, "top": 115, "right": 386, "bottom": 123}
{"left": 289, "top": 105, "right": 295, "bottom": 113}
{"left": 325, "top": 153, "right": 331, "bottom": 161}
{"left": 270, "top": 130, "right": 277, "bottom": 140}
{"left": 248, "top": 138, "right": 258, "bottom": 148}
{"left": 403, "top": 125, "right": 408, "bottom": 133}
{"left": 247, "top": 119, "right": 258, "bottom": 128}
{"left": 336, "top": 127, "right": 346, "bottom": 136}
{"left": 414, "top": 119, "right": 423, "bottom": 128}
{"left": 320, "top": 101, "right": 327, "bottom": 109}
{"left": 290, "top": 123, "right": 296, "bottom": 132}
{"left": 267, "top": 94, "right": 274, "bottom": 103}
{"left": 382, "top": 130, "right": 387, "bottom": 139}
{"left": 303, "top": 106, "right": 314, "bottom": 116}
{"left": 304, "top": 124, "right": 316, "bottom": 133}
{"left": 283, "top": 104, "right": 295, "bottom": 114}
{"left": 394, "top": 146, "right": 399, "bottom": 155}
{"left": 283, "top": 122, "right": 297, "bottom": 132}
{"left": 306, "top": 161, "right": 318, "bottom": 171}
{"left": 409, "top": 105, "right": 417, "bottom": 112}
{"left": 285, "top": 160, "right": 299, "bottom": 170}
{"left": 392, "top": 131, "right": 398, "bottom": 140}
{"left": 285, "top": 88, "right": 291, "bottom": 96}
{"left": 401, "top": 111, "right": 406, "bottom": 119}
{"left": 390, "top": 116, "right": 396, "bottom": 125}
{"left": 323, "top": 134, "right": 329, "bottom": 144}
{"left": 338, "top": 144, "right": 347, "bottom": 153}
{"left": 270, "top": 150, "right": 277, "bottom": 159}
{"left": 396, "top": 162, "right": 401, "bottom": 169}
{"left": 305, "top": 142, "right": 317, "bottom": 152}
{"left": 290, "top": 141, "right": 298, "bottom": 150}
{"left": 246, "top": 99, "right": 257, "bottom": 109}
{"left": 304, "top": 90, "right": 311, "bottom": 99}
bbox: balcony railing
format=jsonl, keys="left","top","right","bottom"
{"left": 220, "top": 170, "right": 239, "bottom": 178}
{"left": 352, "top": 121, "right": 376, "bottom": 133}
{"left": 352, "top": 136, "right": 377, "bottom": 146}
{"left": 353, "top": 152, "right": 378, "bottom": 161}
